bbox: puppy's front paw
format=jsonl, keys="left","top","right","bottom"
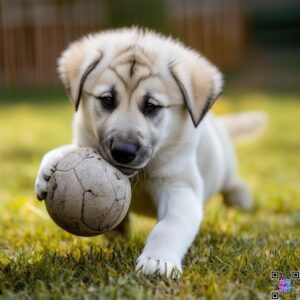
{"left": 135, "top": 255, "right": 182, "bottom": 279}
{"left": 35, "top": 163, "right": 57, "bottom": 201}
{"left": 35, "top": 147, "right": 75, "bottom": 201}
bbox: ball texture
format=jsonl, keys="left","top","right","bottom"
{"left": 45, "top": 147, "right": 131, "bottom": 236}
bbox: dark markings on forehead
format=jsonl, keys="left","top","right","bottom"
{"left": 130, "top": 73, "right": 158, "bottom": 94}
{"left": 109, "top": 65, "right": 158, "bottom": 97}
{"left": 136, "top": 46, "right": 154, "bottom": 67}
{"left": 109, "top": 46, "right": 160, "bottom": 99}
{"left": 109, "top": 66, "right": 129, "bottom": 90}
{"left": 110, "top": 38, "right": 156, "bottom": 83}
{"left": 113, "top": 44, "right": 154, "bottom": 70}
{"left": 114, "top": 45, "right": 135, "bottom": 59}
{"left": 129, "top": 57, "right": 136, "bottom": 78}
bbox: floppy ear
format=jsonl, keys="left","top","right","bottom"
{"left": 57, "top": 42, "right": 103, "bottom": 111}
{"left": 169, "top": 55, "right": 223, "bottom": 127}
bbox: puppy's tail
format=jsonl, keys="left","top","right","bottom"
{"left": 218, "top": 111, "right": 268, "bottom": 142}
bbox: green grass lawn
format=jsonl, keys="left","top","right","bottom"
{"left": 0, "top": 90, "right": 299, "bottom": 299}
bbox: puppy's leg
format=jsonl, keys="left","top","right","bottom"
{"left": 35, "top": 145, "right": 77, "bottom": 200}
{"left": 222, "top": 179, "right": 252, "bottom": 210}
{"left": 136, "top": 185, "right": 203, "bottom": 278}
{"left": 106, "top": 212, "right": 131, "bottom": 238}
{"left": 218, "top": 129, "right": 253, "bottom": 210}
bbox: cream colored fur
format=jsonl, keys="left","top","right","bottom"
{"left": 36, "top": 28, "right": 265, "bottom": 278}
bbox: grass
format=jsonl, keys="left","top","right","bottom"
{"left": 0, "top": 89, "right": 300, "bottom": 299}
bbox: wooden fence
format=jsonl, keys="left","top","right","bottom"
{"left": 0, "top": 0, "right": 247, "bottom": 87}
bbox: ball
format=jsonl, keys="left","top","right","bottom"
{"left": 45, "top": 147, "right": 131, "bottom": 236}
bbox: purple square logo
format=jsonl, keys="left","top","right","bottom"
{"left": 279, "top": 279, "right": 292, "bottom": 293}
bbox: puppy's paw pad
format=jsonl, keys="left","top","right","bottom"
{"left": 135, "top": 255, "right": 182, "bottom": 279}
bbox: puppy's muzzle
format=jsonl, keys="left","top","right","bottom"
{"left": 111, "top": 141, "right": 139, "bottom": 164}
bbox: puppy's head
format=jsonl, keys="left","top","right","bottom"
{"left": 58, "top": 29, "right": 223, "bottom": 176}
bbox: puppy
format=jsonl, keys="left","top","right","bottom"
{"left": 35, "top": 28, "right": 266, "bottom": 278}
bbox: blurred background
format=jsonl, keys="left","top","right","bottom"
{"left": 0, "top": 0, "right": 299, "bottom": 90}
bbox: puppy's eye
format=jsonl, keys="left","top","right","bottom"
{"left": 97, "top": 93, "right": 116, "bottom": 110}
{"left": 142, "top": 98, "right": 161, "bottom": 116}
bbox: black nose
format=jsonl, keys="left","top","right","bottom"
{"left": 111, "top": 141, "right": 138, "bottom": 164}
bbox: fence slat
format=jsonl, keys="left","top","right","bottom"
{"left": 0, "top": 0, "right": 246, "bottom": 87}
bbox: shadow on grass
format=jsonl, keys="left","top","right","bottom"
{"left": 0, "top": 237, "right": 143, "bottom": 294}
{"left": 0, "top": 234, "right": 186, "bottom": 298}
{"left": 1, "top": 214, "right": 299, "bottom": 298}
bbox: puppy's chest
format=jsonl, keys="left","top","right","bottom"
{"left": 130, "top": 183, "right": 157, "bottom": 217}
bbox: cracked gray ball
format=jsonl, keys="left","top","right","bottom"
{"left": 45, "top": 147, "right": 131, "bottom": 236}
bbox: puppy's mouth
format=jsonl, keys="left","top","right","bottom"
{"left": 115, "top": 166, "right": 140, "bottom": 177}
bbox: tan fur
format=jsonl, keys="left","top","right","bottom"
{"left": 172, "top": 55, "right": 216, "bottom": 125}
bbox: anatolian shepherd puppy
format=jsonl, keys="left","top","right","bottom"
{"left": 36, "top": 28, "right": 266, "bottom": 278}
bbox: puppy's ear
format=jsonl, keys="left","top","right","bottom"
{"left": 169, "top": 54, "right": 223, "bottom": 127}
{"left": 57, "top": 42, "right": 103, "bottom": 111}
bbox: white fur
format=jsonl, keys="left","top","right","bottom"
{"left": 36, "top": 28, "right": 261, "bottom": 278}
